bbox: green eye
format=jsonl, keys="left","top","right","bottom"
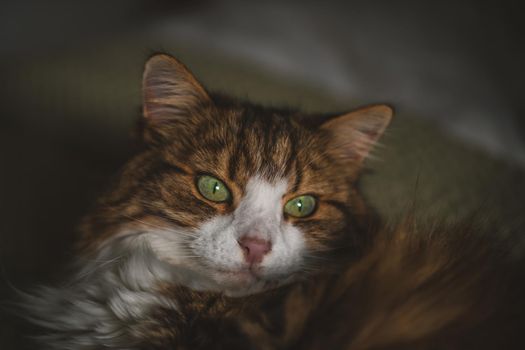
{"left": 197, "top": 175, "right": 231, "bottom": 202}
{"left": 284, "top": 195, "right": 316, "bottom": 218}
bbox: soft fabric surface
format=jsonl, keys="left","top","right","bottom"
{"left": 1, "top": 39, "right": 524, "bottom": 348}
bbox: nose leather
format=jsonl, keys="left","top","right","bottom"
{"left": 238, "top": 236, "right": 272, "bottom": 264}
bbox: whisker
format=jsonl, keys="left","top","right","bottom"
{"left": 73, "top": 254, "right": 125, "bottom": 281}
{"left": 297, "top": 150, "right": 328, "bottom": 174}
{"left": 120, "top": 213, "right": 197, "bottom": 238}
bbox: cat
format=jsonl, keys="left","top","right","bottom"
{"left": 21, "top": 54, "right": 524, "bottom": 350}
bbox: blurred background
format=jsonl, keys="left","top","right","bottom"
{"left": 1, "top": 0, "right": 524, "bottom": 348}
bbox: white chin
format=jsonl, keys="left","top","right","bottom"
{"left": 211, "top": 270, "right": 276, "bottom": 297}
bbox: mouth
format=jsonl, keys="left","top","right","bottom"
{"left": 212, "top": 265, "right": 273, "bottom": 289}
{"left": 216, "top": 266, "right": 261, "bottom": 280}
{"left": 216, "top": 266, "right": 288, "bottom": 292}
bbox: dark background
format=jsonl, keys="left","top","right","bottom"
{"left": 0, "top": 0, "right": 524, "bottom": 348}
{"left": 1, "top": 0, "right": 524, "bottom": 161}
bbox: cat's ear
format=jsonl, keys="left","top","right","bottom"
{"left": 142, "top": 54, "right": 211, "bottom": 130}
{"left": 321, "top": 104, "right": 393, "bottom": 165}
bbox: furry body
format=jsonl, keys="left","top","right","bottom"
{"left": 25, "top": 220, "right": 525, "bottom": 349}
{"left": 22, "top": 55, "right": 525, "bottom": 349}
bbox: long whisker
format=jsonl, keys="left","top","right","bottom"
{"left": 297, "top": 150, "right": 329, "bottom": 174}
{"left": 73, "top": 254, "right": 125, "bottom": 281}
{"left": 120, "top": 213, "right": 197, "bottom": 239}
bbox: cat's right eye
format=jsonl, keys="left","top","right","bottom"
{"left": 284, "top": 195, "right": 316, "bottom": 218}
{"left": 196, "top": 175, "right": 231, "bottom": 202}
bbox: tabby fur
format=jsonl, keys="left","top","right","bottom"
{"left": 22, "top": 54, "right": 524, "bottom": 350}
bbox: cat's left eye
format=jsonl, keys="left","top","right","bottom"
{"left": 197, "top": 175, "right": 231, "bottom": 202}
{"left": 284, "top": 195, "right": 316, "bottom": 218}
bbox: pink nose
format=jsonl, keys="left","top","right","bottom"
{"left": 238, "top": 236, "right": 271, "bottom": 264}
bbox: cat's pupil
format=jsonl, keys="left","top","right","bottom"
{"left": 297, "top": 199, "right": 303, "bottom": 211}
{"left": 213, "top": 182, "right": 219, "bottom": 194}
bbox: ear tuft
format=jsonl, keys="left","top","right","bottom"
{"left": 321, "top": 104, "right": 393, "bottom": 164}
{"left": 142, "top": 54, "right": 211, "bottom": 124}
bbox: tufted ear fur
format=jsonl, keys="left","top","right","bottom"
{"left": 321, "top": 104, "right": 393, "bottom": 165}
{"left": 142, "top": 54, "right": 211, "bottom": 139}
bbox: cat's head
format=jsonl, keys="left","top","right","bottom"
{"left": 85, "top": 54, "right": 392, "bottom": 296}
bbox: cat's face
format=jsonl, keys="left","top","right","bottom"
{"left": 89, "top": 55, "right": 391, "bottom": 296}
